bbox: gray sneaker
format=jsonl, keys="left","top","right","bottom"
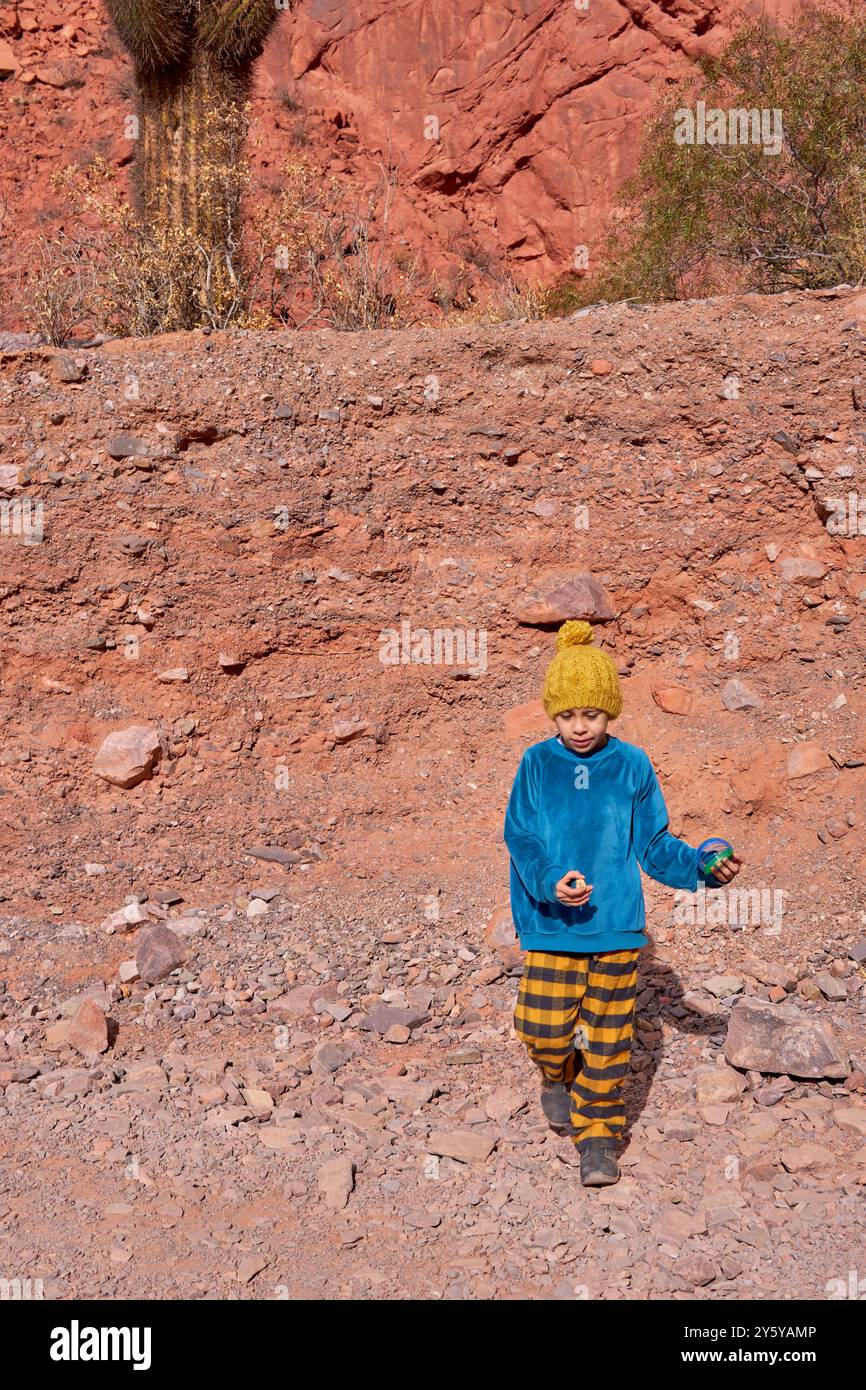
{"left": 579, "top": 1138, "right": 620, "bottom": 1186}
{"left": 540, "top": 1080, "right": 573, "bottom": 1131}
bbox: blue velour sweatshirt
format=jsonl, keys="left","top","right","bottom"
{"left": 504, "top": 733, "right": 715, "bottom": 954}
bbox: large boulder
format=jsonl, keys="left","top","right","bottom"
{"left": 514, "top": 573, "right": 615, "bottom": 627}
{"left": 724, "top": 998, "right": 848, "bottom": 1079}
{"left": 135, "top": 925, "right": 188, "bottom": 984}
{"left": 93, "top": 725, "right": 161, "bottom": 789}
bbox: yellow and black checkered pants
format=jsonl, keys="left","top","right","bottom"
{"left": 513, "top": 948, "right": 640, "bottom": 1148}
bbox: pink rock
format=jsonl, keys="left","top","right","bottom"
{"left": 693, "top": 1066, "right": 747, "bottom": 1105}
{"left": 484, "top": 1087, "right": 526, "bottom": 1123}
{"left": 376, "top": 1076, "right": 435, "bottom": 1111}
{"left": 721, "top": 678, "right": 761, "bottom": 712}
{"left": 833, "top": 1106, "right": 866, "bottom": 1139}
{"left": 310, "top": 1040, "right": 351, "bottom": 1074}
{"left": 259, "top": 1125, "right": 305, "bottom": 1150}
{"left": 426, "top": 1129, "right": 497, "bottom": 1164}
{"left": 780, "top": 1142, "right": 831, "bottom": 1172}
{"left": 483, "top": 903, "right": 523, "bottom": 970}
{"left": 121, "top": 1064, "right": 167, "bottom": 1091}
{"left": 93, "top": 725, "right": 161, "bottom": 789}
{"left": 384, "top": 1023, "right": 411, "bottom": 1044}
{"left": 332, "top": 719, "right": 371, "bottom": 743}
{"left": 741, "top": 956, "right": 797, "bottom": 992}
{"left": 676, "top": 1254, "right": 718, "bottom": 1286}
{"left": 657, "top": 1206, "right": 707, "bottom": 1242}
{"left": 698, "top": 1104, "right": 730, "bottom": 1126}
{"left": 724, "top": 998, "right": 848, "bottom": 1078}
{"left": 58, "top": 988, "right": 110, "bottom": 1020}
{"left": 135, "top": 925, "right": 188, "bottom": 983}
{"left": 779, "top": 557, "right": 828, "bottom": 586}
{"left": 218, "top": 650, "right": 246, "bottom": 671}
{"left": 64, "top": 999, "right": 109, "bottom": 1055}
{"left": 787, "top": 744, "right": 832, "bottom": 778}
{"left": 0, "top": 39, "right": 20, "bottom": 76}
{"left": 652, "top": 683, "right": 693, "bottom": 716}
{"left": 267, "top": 981, "right": 340, "bottom": 1018}
{"left": 515, "top": 573, "right": 615, "bottom": 627}
{"left": 317, "top": 1156, "right": 355, "bottom": 1209}
{"left": 236, "top": 1256, "right": 268, "bottom": 1285}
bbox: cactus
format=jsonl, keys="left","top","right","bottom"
{"left": 104, "top": 0, "right": 289, "bottom": 324}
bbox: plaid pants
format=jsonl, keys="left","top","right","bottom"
{"left": 513, "top": 948, "right": 640, "bottom": 1149}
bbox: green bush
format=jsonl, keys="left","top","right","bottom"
{"left": 579, "top": 2, "right": 866, "bottom": 304}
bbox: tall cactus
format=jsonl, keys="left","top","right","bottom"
{"left": 105, "top": 0, "right": 288, "bottom": 324}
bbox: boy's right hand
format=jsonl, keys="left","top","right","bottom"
{"left": 555, "top": 871, "right": 593, "bottom": 907}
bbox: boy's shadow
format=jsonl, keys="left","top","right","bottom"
{"left": 619, "top": 956, "right": 729, "bottom": 1151}
{"left": 548, "top": 954, "right": 730, "bottom": 1160}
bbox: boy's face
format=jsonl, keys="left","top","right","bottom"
{"left": 554, "top": 707, "right": 610, "bottom": 754}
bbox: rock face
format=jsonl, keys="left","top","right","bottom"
{"left": 263, "top": 0, "right": 798, "bottom": 281}
{"left": 0, "top": 2, "right": 798, "bottom": 308}
{"left": 93, "top": 726, "right": 161, "bottom": 789}
{"left": 724, "top": 999, "right": 849, "bottom": 1079}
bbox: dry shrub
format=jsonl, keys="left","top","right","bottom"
{"left": 264, "top": 158, "right": 421, "bottom": 330}
{"left": 19, "top": 153, "right": 420, "bottom": 341}
{"left": 21, "top": 233, "right": 95, "bottom": 346}
{"left": 446, "top": 275, "right": 555, "bottom": 324}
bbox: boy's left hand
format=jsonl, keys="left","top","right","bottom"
{"left": 711, "top": 853, "right": 742, "bottom": 883}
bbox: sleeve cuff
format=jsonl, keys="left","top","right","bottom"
{"left": 541, "top": 865, "right": 572, "bottom": 902}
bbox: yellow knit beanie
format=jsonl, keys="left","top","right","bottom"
{"left": 542, "top": 620, "right": 622, "bottom": 720}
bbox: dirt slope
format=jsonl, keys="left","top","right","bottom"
{"left": 0, "top": 289, "right": 864, "bottom": 1299}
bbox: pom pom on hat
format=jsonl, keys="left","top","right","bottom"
{"left": 556, "top": 619, "right": 594, "bottom": 651}
{"left": 542, "top": 620, "right": 623, "bottom": 720}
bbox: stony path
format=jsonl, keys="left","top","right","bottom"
{"left": 2, "top": 871, "right": 864, "bottom": 1301}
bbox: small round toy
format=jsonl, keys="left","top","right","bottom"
{"left": 697, "top": 837, "right": 735, "bottom": 875}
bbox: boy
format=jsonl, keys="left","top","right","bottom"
{"left": 503, "top": 620, "right": 741, "bottom": 1187}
